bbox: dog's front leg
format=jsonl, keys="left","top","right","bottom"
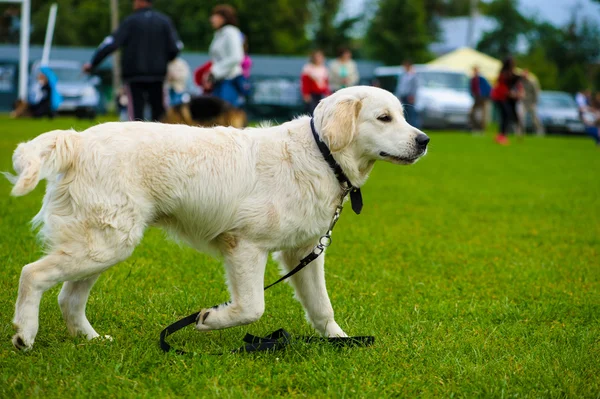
{"left": 197, "top": 237, "right": 268, "bottom": 331}
{"left": 274, "top": 247, "right": 347, "bottom": 337}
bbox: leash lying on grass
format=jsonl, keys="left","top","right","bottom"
{"left": 159, "top": 118, "right": 374, "bottom": 354}
{"left": 159, "top": 190, "right": 374, "bottom": 354}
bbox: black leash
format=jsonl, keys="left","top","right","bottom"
{"left": 159, "top": 118, "right": 373, "bottom": 354}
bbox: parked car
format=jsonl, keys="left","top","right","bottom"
{"left": 30, "top": 60, "right": 101, "bottom": 119}
{"left": 533, "top": 91, "right": 586, "bottom": 135}
{"left": 374, "top": 65, "right": 473, "bottom": 129}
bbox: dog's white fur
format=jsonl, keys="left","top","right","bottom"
{"left": 6, "top": 86, "right": 428, "bottom": 350}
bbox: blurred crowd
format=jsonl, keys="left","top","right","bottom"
{"left": 10, "top": 0, "right": 599, "bottom": 148}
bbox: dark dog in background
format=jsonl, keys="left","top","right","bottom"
{"left": 163, "top": 96, "right": 247, "bottom": 128}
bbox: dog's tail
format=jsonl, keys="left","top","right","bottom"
{"left": 3, "top": 129, "right": 80, "bottom": 196}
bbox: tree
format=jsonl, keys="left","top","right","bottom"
{"left": 365, "top": 0, "right": 432, "bottom": 65}
{"left": 476, "top": 0, "right": 532, "bottom": 59}
{"left": 525, "top": 16, "right": 600, "bottom": 92}
{"left": 516, "top": 47, "right": 558, "bottom": 90}
{"left": 309, "top": 0, "right": 361, "bottom": 56}
{"left": 422, "top": 0, "right": 474, "bottom": 42}
{"left": 27, "top": 0, "right": 311, "bottom": 55}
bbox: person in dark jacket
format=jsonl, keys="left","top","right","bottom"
{"left": 83, "top": 0, "right": 182, "bottom": 121}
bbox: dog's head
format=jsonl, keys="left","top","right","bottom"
{"left": 313, "top": 86, "right": 429, "bottom": 165}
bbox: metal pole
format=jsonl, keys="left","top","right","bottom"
{"left": 110, "top": 0, "right": 121, "bottom": 101}
{"left": 18, "top": 0, "right": 30, "bottom": 100}
{"left": 41, "top": 3, "right": 58, "bottom": 66}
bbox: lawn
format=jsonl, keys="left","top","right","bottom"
{"left": 0, "top": 115, "right": 599, "bottom": 398}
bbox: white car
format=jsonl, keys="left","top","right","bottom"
{"left": 374, "top": 65, "right": 473, "bottom": 129}
{"left": 534, "top": 91, "right": 586, "bottom": 135}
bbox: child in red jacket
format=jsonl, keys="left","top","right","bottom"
{"left": 301, "top": 50, "right": 330, "bottom": 116}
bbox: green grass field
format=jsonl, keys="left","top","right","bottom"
{"left": 0, "top": 116, "right": 599, "bottom": 398}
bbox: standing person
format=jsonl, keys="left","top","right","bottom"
{"left": 235, "top": 34, "right": 253, "bottom": 105}
{"left": 581, "top": 94, "right": 600, "bottom": 147}
{"left": 300, "top": 49, "right": 330, "bottom": 116}
{"left": 241, "top": 35, "right": 252, "bottom": 81}
{"left": 397, "top": 60, "right": 419, "bottom": 127}
{"left": 520, "top": 69, "right": 544, "bottom": 136}
{"left": 328, "top": 47, "right": 360, "bottom": 92}
{"left": 204, "top": 4, "right": 245, "bottom": 108}
{"left": 469, "top": 65, "right": 491, "bottom": 133}
{"left": 575, "top": 89, "right": 592, "bottom": 113}
{"left": 491, "top": 57, "right": 522, "bottom": 145}
{"left": 83, "top": 0, "right": 182, "bottom": 121}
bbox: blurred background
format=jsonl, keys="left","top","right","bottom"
{"left": 0, "top": 0, "right": 599, "bottom": 132}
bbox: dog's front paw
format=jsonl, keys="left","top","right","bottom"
{"left": 12, "top": 333, "right": 33, "bottom": 351}
{"left": 324, "top": 322, "right": 348, "bottom": 338}
{"left": 195, "top": 309, "right": 214, "bottom": 331}
{"left": 90, "top": 334, "right": 113, "bottom": 342}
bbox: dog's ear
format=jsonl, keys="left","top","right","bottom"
{"left": 321, "top": 96, "right": 362, "bottom": 152}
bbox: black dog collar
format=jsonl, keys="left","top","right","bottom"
{"left": 310, "top": 118, "right": 363, "bottom": 214}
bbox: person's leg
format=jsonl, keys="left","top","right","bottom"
{"left": 147, "top": 81, "right": 167, "bottom": 121}
{"left": 530, "top": 104, "right": 545, "bottom": 136}
{"left": 308, "top": 93, "right": 323, "bottom": 116}
{"left": 472, "top": 98, "right": 485, "bottom": 132}
{"left": 212, "top": 79, "right": 240, "bottom": 108}
{"left": 508, "top": 99, "right": 521, "bottom": 136}
{"left": 481, "top": 99, "right": 488, "bottom": 131}
{"left": 585, "top": 126, "right": 600, "bottom": 146}
{"left": 126, "top": 82, "right": 145, "bottom": 121}
{"left": 469, "top": 99, "right": 478, "bottom": 131}
{"left": 495, "top": 101, "right": 510, "bottom": 144}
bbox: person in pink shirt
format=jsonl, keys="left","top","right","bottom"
{"left": 241, "top": 35, "right": 252, "bottom": 79}
{"left": 233, "top": 34, "right": 252, "bottom": 104}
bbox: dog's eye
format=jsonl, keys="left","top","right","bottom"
{"left": 377, "top": 115, "right": 392, "bottom": 122}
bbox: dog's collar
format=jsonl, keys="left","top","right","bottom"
{"left": 310, "top": 118, "right": 363, "bottom": 214}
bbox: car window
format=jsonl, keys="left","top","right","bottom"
{"left": 49, "top": 67, "right": 83, "bottom": 83}
{"left": 539, "top": 94, "right": 576, "bottom": 108}
{"left": 418, "top": 72, "right": 469, "bottom": 92}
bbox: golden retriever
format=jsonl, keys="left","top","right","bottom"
{"left": 5, "top": 86, "right": 429, "bottom": 350}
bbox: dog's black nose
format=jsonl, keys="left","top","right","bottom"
{"left": 416, "top": 133, "right": 430, "bottom": 148}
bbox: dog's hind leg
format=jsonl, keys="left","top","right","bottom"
{"left": 196, "top": 236, "right": 268, "bottom": 331}
{"left": 58, "top": 274, "right": 101, "bottom": 339}
{"left": 274, "top": 246, "right": 347, "bottom": 338}
{"left": 13, "top": 242, "right": 135, "bottom": 351}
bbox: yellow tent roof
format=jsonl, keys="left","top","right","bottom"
{"left": 427, "top": 47, "right": 502, "bottom": 82}
{"left": 427, "top": 47, "right": 538, "bottom": 84}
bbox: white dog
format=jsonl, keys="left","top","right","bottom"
{"left": 6, "top": 86, "right": 429, "bottom": 350}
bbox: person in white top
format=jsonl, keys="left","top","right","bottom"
{"left": 328, "top": 47, "right": 360, "bottom": 92}
{"left": 205, "top": 5, "right": 244, "bottom": 107}
{"left": 575, "top": 89, "right": 591, "bottom": 113}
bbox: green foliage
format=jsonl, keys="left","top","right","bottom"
{"left": 365, "top": 0, "right": 432, "bottom": 65}
{"left": 310, "top": 0, "right": 361, "bottom": 56}
{"left": 1, "top": 116, "right": 599, "bottom": 397}
{"left": 523, "top": 18, "right": 600, "bottom": 93}
{"left": 561, "top": 64, "right": 588, "bottom": 94}
{"left": 422, "top": 0, "right": 474, "bottom": 42}
{"left": 30, "top": 0, "right": 130, "bottom": 47}
{"left": 477, "top": 0, "right": 532, "bottom": 59}
{"left": 516, "top": 47, "right": 559, "bottom": 90}
{"left": 29, "top": 0, "right": 311, "bottom": 55}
